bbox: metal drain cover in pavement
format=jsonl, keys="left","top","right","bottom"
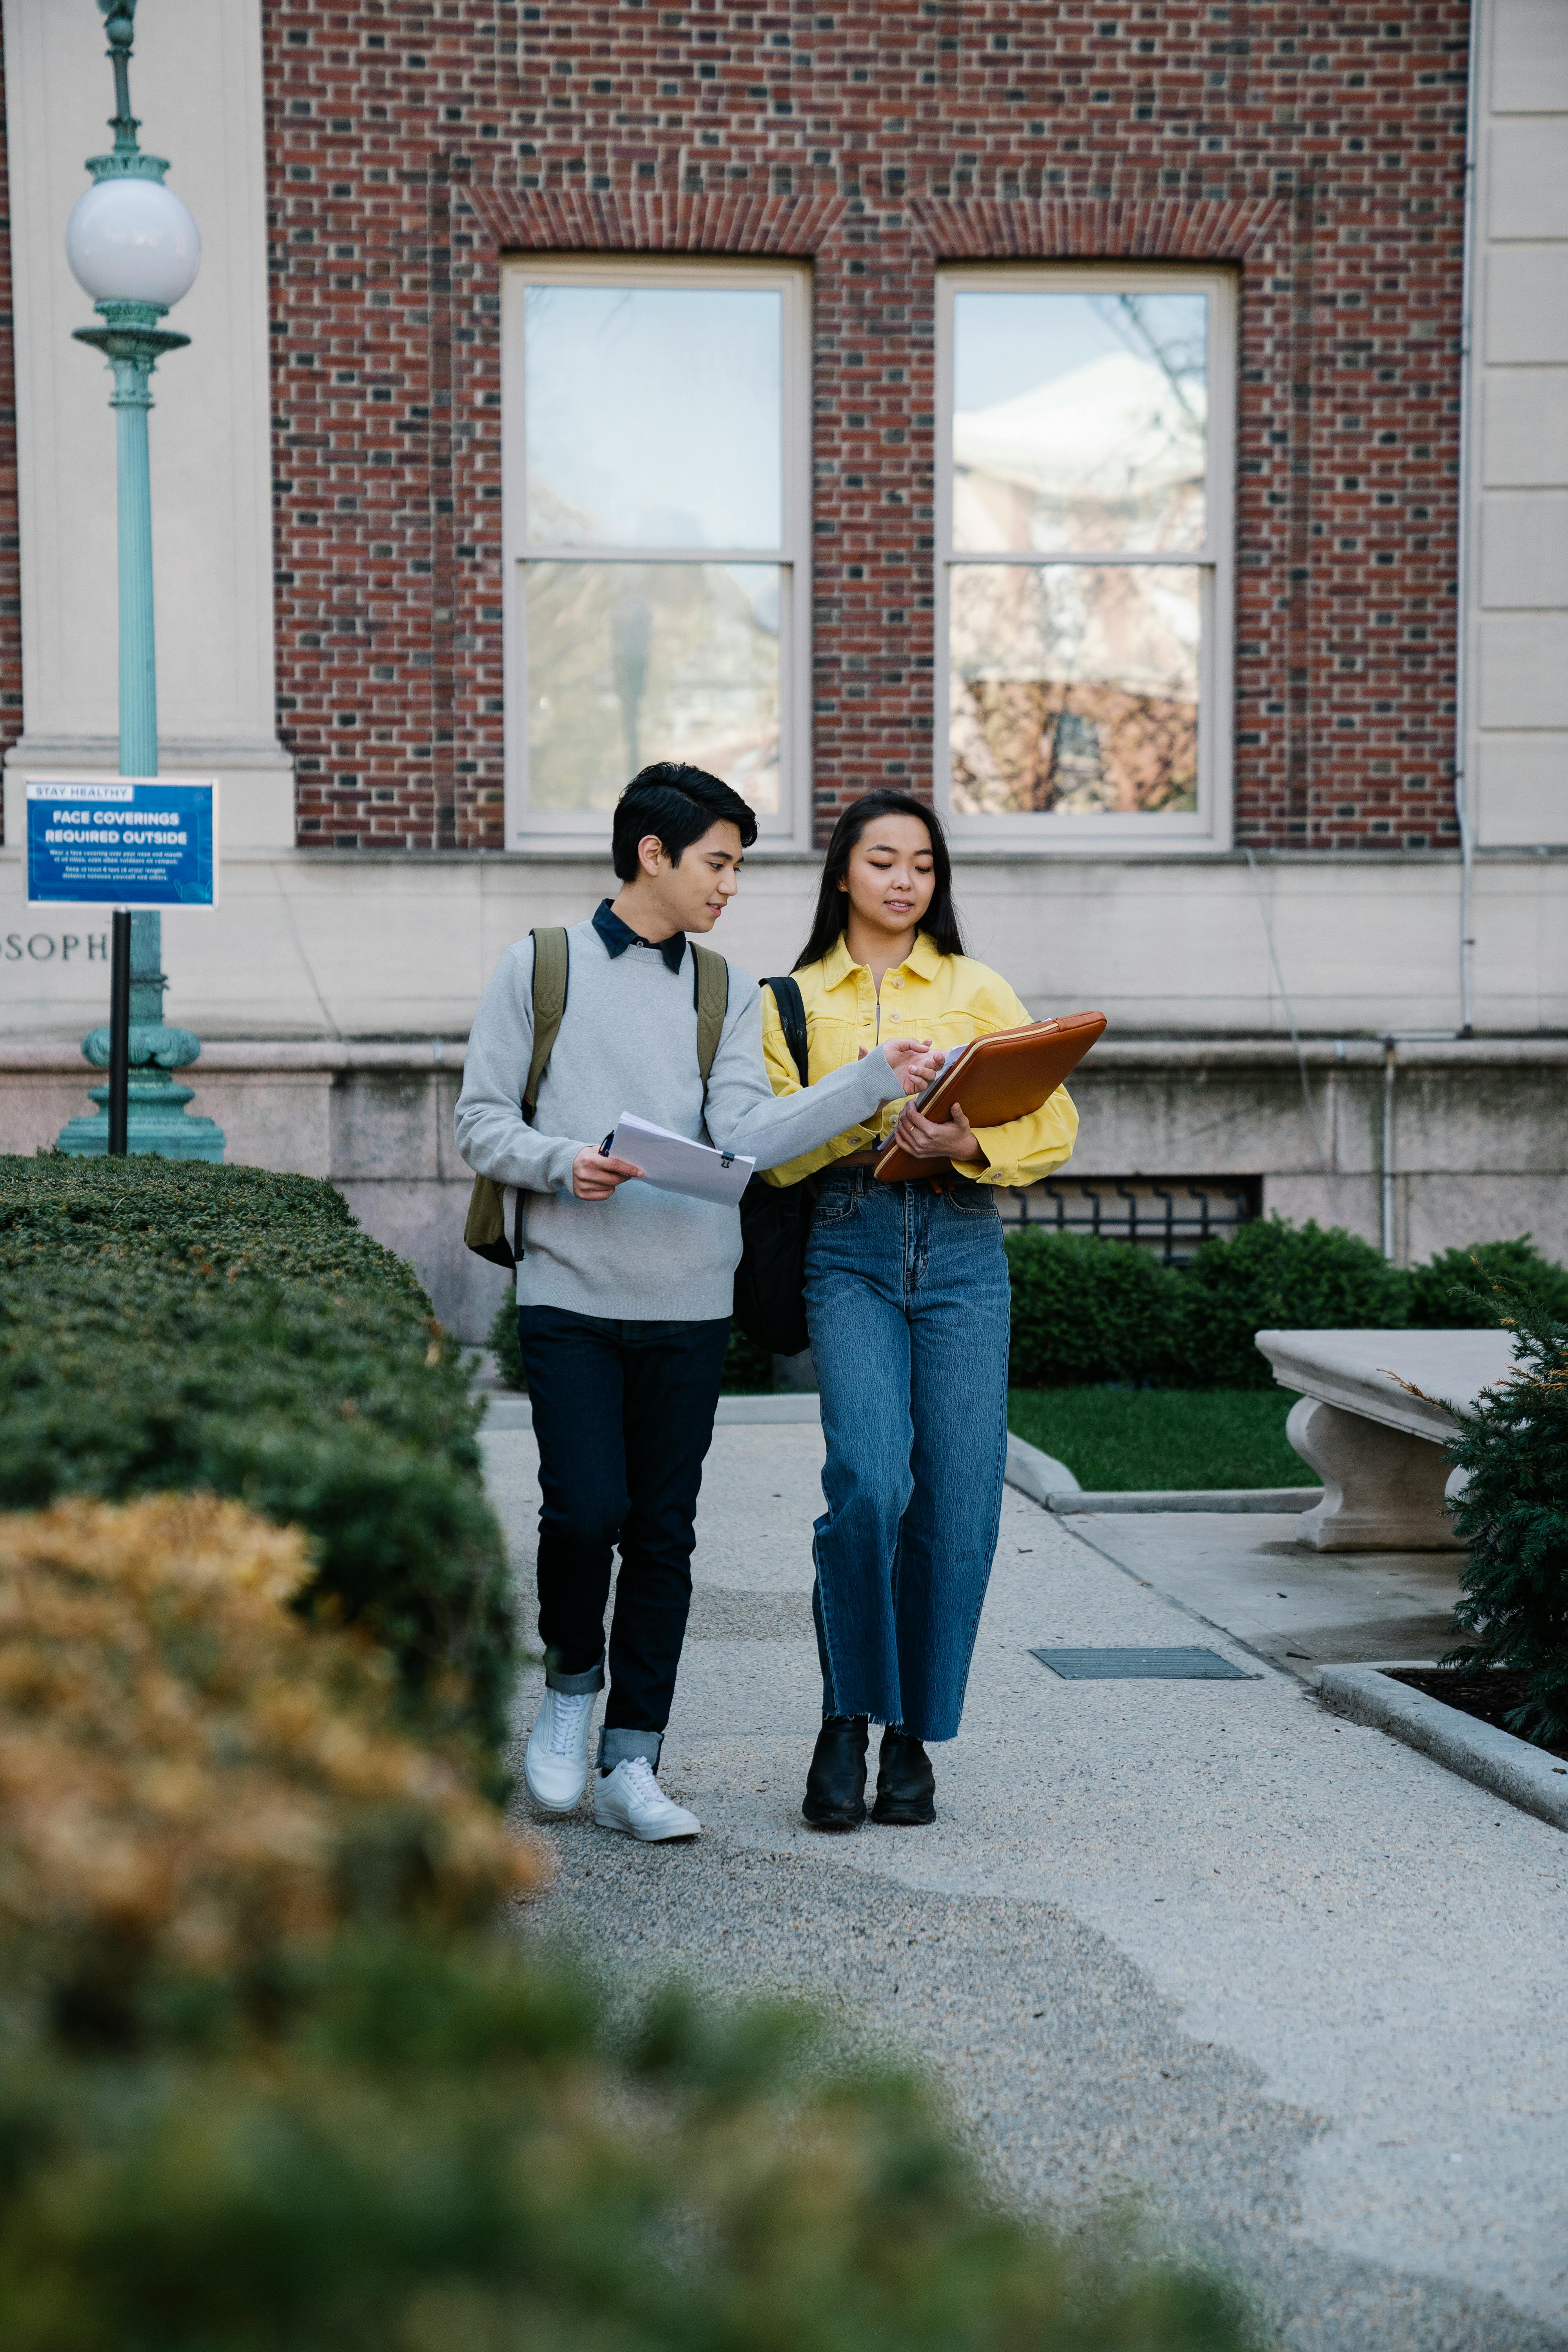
{"left": 1031, "top": 1646, "right": 1254, "bottom": 1681}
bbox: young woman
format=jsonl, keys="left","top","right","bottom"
{"left": 761, "top": 790, "right": 1078, "bottom": 1830}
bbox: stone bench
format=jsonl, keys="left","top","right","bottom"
{"left": 1252, "top": 1328, "right": 1519, "bottom": 1552}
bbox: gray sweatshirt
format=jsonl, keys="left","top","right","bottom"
{"left": 454, "top": 920, "right": 905, "bottom": 1320}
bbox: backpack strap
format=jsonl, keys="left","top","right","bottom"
{"left": 690, "top": 942, "right": 729, "bottom": 1096}
{"left": 763, "top": 975, "right": 809, "bottom": 1089}
{"left": 524, "top": 927, "right": 569, "bottom": 1117}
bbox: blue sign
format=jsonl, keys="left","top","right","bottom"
{"left": 25, "top": 779, "right": 218, "bottom": 909}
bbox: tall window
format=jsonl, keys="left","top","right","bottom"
{"left": 503, "top": 258, "right": 810, "bottom": 845}
{"left": 937, "top": 266, "right": 1235, "bottom": 845}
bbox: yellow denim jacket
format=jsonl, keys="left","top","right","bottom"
{"left": 759, "top": 929, "right": 1079, "bottom": 1190}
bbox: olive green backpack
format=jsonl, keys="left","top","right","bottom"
{"left": 462, "top": 926, "right": 730, "bottom": 1270}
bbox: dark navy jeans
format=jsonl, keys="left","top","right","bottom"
{"left": 804, "top": 1169, "right": 1011, "bottom": 1742}
{"left": 516, "top": 1304, "right": 730, "bottom": 1758}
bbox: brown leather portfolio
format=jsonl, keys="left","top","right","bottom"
{"left": 873, "top": 1010, "right": 1106, "bottom": 1183}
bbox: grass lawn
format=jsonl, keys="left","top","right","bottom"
{"left": 1007, "top": 1387, "right": 1305, "bottom": 1492}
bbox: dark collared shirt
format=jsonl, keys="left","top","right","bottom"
{"left": 592, "top": 897, "right": 687, "bottom": 976}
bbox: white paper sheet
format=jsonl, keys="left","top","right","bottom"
{"left": 605, "top": 1111, "right": 755, "bottom": 1207}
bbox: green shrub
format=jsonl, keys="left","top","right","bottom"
{"left": 722, "top": 1321, "right": 774, "bottom": 1391}
{"left": 1444, "top": 1285, "right": 1568, "bottom": 1744}
{"left": 487, "top": 1292, "right": 526, "bottom": 1390}
{"left": 0, "top": 1157, "right": 515, "bottom": 1756}
{"left": 0, "top": 1934, "right": 1257, "bottom": 2352}
{"left": 1179, "top": 1216, "right": 1410, "bottom": 1390}
{"left": 1409, "top": 1236, "right": 1568, "bottom": 1331}
{"left": 1005, "top": 1229, "right": 1187, "bottom": 1387}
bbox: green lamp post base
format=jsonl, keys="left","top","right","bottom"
{"left": 58, "top": 1069, "right": 225, "bottom": 1162}
{"left": 58, "top": 987, "right": 226, "bottom": 1161}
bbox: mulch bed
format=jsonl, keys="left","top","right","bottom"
{"left": 1387, "top": 1667, "right": 1568, "bottom": 1766}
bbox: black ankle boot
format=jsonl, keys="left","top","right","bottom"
{"left": 802, "top": 1715, "right": 869, "bottom": 1830}
{"left": 871, "top": 1728, "right": 935, "bottom": 1826}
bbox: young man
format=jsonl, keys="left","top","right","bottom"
{"left": 456, "top": 762, "right": 937, "bottom": 1842}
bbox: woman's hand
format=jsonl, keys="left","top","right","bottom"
{"left": 877, "top": 1036, "right": 944, "bottom": 1095}
{"left": 891, "top": 1098, "right": 988, "bottom": 1167}
{"left": 572, "top": 1147, "right": 643, "bottom": 1201}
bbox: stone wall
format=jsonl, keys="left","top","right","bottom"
{"left": 7, "top": 1034, "right": 1564, "bottom": 1345}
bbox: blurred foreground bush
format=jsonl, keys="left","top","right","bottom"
{"left": 0, "top": 1492, "right": 1253, "bottom": 2352}
{"left": 0, "top": 1156, "right": 514, "bottom": 1754}
{"left": 0, "top": 1936, "right": 1256, "bottom": 2352}
{"left": 0, "top": 1494, "right": 541, "bottom": 2044}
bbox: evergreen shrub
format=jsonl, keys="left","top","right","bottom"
{"left": 1444, "top": 1286, "right": 1568, "bottom": 1743}
{"left": 0, "top": 1156, "right": 515, "bottom": 1754}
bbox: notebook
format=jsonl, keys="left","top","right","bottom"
{"left": 873, "top": 1011, "right": 1106, "bottom": 1183}
{"left": 603, "top": 1112, "right": 756, "bottom": 1208}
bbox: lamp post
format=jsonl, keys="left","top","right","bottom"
{"left": 56, "top": 0, "right": 223, "bottom": 1161}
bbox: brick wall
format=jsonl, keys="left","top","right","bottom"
{"left": 262, "top": 0, "right": 1470, "bottom": 852}
{"left": 0, "top": 35, "right": 22, "bottom": 835}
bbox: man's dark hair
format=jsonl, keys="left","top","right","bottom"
{"left": 611, "top": 762, "right": 759, "bottom": 881}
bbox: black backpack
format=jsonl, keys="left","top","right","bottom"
{"left": 732, "top": 976, "right": 814, "bottom": 1357}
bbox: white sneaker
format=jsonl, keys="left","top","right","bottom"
{"left": 523, "top": 1686, "right": 595, "bottom": 1813}
{"left": 592, "top": 1756, "right": 701, "bottom": 1842}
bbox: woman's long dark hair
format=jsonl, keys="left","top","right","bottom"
{"left": 795, "top": 791, "right": 966, "bottom": 971}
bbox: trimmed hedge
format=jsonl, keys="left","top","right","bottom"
{"left": 0, "top": 1156, "right": 515, "bottom": 1756}
{"left": 1408, "top": 1236, "right": 1568, "bottom": 1331}
{"left": 1179, "top": 1214, "right": 1410, "bottom": 1389}
{"left": 1006, "top": 1216, "right": 1568, "bottom": 1391}
{"left": 1006, "top": 1228, "right": 1187, "bottom": 1388}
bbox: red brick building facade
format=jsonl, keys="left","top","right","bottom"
{"left": 259, "top": 0, "right": 1470, "bottom": 854}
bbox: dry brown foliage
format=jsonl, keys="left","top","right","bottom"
{"left": 0, "top": 1494, "right": 544, "bottom": 2011}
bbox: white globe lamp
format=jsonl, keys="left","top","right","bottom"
{"left": 66, "top": 174, "right": 200, "bottom": 310}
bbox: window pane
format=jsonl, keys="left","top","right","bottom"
{"left": 526, "top": 561, "right": 782, "bottom": 815}
{"left": 952, "top": 290, "right": 1207, "bottom": 556}
{"left": 949, "top": 564, "right": 1200, "bottom": 816}
{"left": 525, "top": 287, "right": 782, "bottom": 549}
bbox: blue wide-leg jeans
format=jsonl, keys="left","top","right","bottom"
{"left": 804, "top": 1168, "right": 1011, "bottom": 1743}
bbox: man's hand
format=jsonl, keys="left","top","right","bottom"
{"left": 879, "top": 1036, "right": 945, "bottom": 1096}
{"left": 572, "top": 1147, "right": 644, "bottom": 1201}
{"left": 891, "top": 1098, "right": 988, "bottom": 1167}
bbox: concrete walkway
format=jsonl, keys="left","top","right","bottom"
{"left": 481, "top": 1413, "right": 1568, "bottom": 2352}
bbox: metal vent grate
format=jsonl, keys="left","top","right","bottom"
{"left": 1030, "top": 1647, "right": 1256, "bottom": 1681}
{"left": 996, "top": 1176, "right": 1260, "bottom": 1265}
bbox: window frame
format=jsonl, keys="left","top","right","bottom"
{"left": 934, "top": 262, "right": 1238, "bottom": 853}
{"left": 501, "top": 253, "right": 813, "bottom": 851}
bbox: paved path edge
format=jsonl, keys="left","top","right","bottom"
{"left": 1052, "top": 1485, "right": 1323, "bottom": 1515}
{"left": 1318, "top": 1663, "right": 1568, "bottom": 1832}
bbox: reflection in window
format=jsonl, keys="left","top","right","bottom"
{"left": 952, "top": 291, "right": 1207, "bottom": 556}
{"left": 527, "top": 563, "right": 781, "bottom": 815}
{"left": 942, "top": 275, "right": 1227, "bottom": 827}
{"left": 949, "top": 566, "right": 1199, "bottom": 815}
{"left": 524, "top": 286, "right": 782, "bottom": 551}
{"left": 510, "top": 267, "right": 801, "bottom": 831}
